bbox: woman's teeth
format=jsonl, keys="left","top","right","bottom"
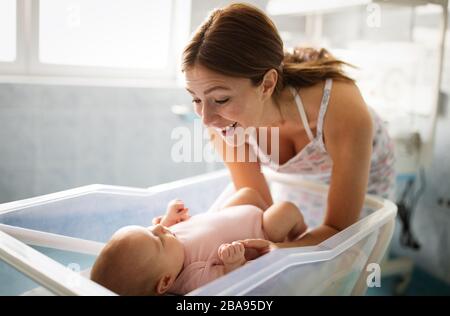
{"left": 221, "top": 122, "right": 238, "bottom": 136}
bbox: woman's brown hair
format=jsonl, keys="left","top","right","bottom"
{"left": 182, "top": 3, "right": 354, "bottom": 97}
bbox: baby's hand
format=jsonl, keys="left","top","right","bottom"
{"left": 162, "top": 199, "right": 190, "bottom": 226}
{"left": 151, "top": 215, "right": 163, "bottom": 225}
{"left": 218, "top": 242, "right": 246, "bottom": 268}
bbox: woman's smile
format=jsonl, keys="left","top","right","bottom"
{"left": 217, "top": 121, "right": 239, "bottom": 137}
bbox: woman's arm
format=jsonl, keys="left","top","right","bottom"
{"left": 278, "top": 81, "right": 374, "bottom": 247}
{"left": 209, "top": 129, "right": 273, "bottom": 206}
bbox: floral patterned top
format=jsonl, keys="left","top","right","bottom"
{"left": 247, "top": 79, "right": 396, "bottom": 227}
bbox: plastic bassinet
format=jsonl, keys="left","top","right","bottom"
{"left": 0, "top": 168, "right": 396, "bottom": 295}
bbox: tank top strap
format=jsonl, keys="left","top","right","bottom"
{"left": 316, "top": 78, "right": 333, "bottom": 150}
{"left": 290, "top": 87, "right": 315, "bottom": 142}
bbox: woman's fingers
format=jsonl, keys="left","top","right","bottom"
{"left": 244, "top": 248, "right": 260, "bottom": 260}
{"left": 240, "top": 239, "right": 271, "bottom": 249}
{"left": 239, "top": 239, "right": 275, "bottom": 255}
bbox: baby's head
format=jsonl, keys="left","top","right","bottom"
{"left": 90, "top": 224, "right": 184, "bottom": 295}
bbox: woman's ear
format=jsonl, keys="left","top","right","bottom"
{"left": 155, "top": 274, "right": 175, "bottom": 295}
{"left": 260, "top": 69, "right": 278, "bottom": 99}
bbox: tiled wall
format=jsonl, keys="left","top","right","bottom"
{"left": 0, "top": 84, "right": 220, "bottom": 203}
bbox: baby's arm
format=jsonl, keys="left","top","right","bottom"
{"left": 152, "top": 199, "right": 191, "bottom": 227}
{"left": 218, "top": 242, "right": 247, "bottom": 273}
{"left": 263, "top": 201, "right": 307, "bottom": 242}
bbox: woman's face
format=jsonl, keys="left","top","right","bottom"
{"left": 185, "top": 64, "right": 267, "bottom": 137}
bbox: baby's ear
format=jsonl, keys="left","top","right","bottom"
{"left": 155, "top": 274, "right": 175, "bottom": 295}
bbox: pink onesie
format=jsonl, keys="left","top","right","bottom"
{"left": 168, "top": 205, "right": 266, "bottom": 295}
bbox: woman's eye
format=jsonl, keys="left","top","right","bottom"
{"left": 215, "top": 98, "right": 229, "bottom": 105}
{"left": 192, "top": 99, "right": 201, "bottom": 104}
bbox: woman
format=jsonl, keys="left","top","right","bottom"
{"left": 182, "top": 3, "right": 395, "bottom": 252}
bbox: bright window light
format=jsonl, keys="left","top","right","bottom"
{"left": 39, "top": 0, "right": 173, "bottom": 69}
{"left": 0, "top": 0, "right": 17, "bottom": 62}
{"left": 267, "top": 0, "right": 371, "bottom": 15}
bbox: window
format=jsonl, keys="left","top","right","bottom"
{"left": 39, "top": 0, "right": 172, "bottom": 69}
{"left": 269, "top": 1, "right": 448, "bottom": 144}
{"left": 0, "top": 0, "right": 191, "bottom": 86}
{"left": 0, "top": 0, "right": 16, "bottom": 62}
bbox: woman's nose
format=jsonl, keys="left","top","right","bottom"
{"left": 201, "top": 104, "right": 219, "bottom": 127}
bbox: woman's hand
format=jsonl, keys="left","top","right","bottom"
{"left": 238, "top": 239, "right": 278, "bottom": 260}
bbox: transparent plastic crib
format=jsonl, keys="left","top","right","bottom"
{"left": 0, "top": 168, "right": 397, "bottom": 296}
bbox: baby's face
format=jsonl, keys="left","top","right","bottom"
{"left": 91, "top": 225, "right": 184, "bottom": 295}
{"left": 147, "top": 224, "right": 184, "bottom": 273}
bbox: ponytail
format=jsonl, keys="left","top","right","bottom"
{"left": 281, "top": 47, "right": 355, "bottom": 88}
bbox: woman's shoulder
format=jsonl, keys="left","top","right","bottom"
{"left": 329, "top": 79, "right": 363, "bottom": 104}
{"left": 327, "top": 79, "right": 370, "bottom": 122}
{"left": 298, "top": 78, "right": 360, "bottom": 100}
{"left": 324, "top": 79, "right": 373, "bottom": 145}
{"left": 296, "top": 79, "right": 368, "bottom": 124}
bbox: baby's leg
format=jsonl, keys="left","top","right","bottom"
{"left": 221, "top": 187, "right": 269, "bottom": 211}
{"left": 263, "top": 201, "right": 307, "bottom": 242}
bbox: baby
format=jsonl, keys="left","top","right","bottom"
{"left": 90, "top": 187, "right": 307, "bottom": 295}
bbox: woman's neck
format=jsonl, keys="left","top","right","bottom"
{"left": 261, "top": 86, "right": 298, "bottom": 129}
